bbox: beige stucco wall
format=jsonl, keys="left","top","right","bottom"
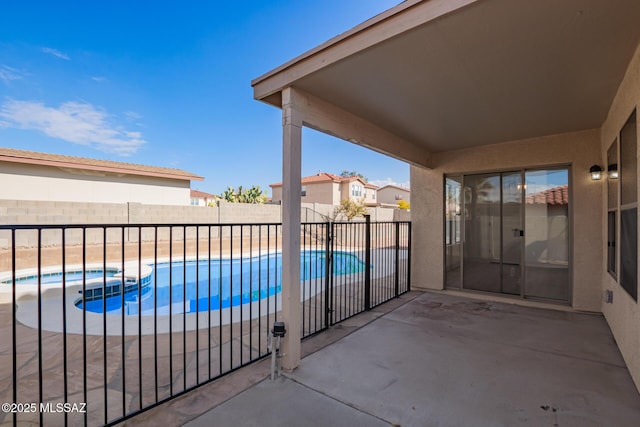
{"left": 304, "top": 182, "right": 340, "bottom": 205}
{"left": 377, "top": 186, "right": 411, "bottom": 205}
{"left": 272, "top": 181, "right": 341, "bottom": 205}
{"left": 599, "top": 41, "right": 640, "bottom": 391}
{"left": 0, "top": 162, "right": 191, "bottom": 205}
{"left": 410, "top": 129, "right": 603, "bottom": 313}
{"left": 271, "top": 186, "right": 283, "bottom": 203}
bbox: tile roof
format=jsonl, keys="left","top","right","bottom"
{"left": 378, "top": 184, "right": 410, "bottom": 192}
{"left": 0, "top": 147, "right": 203, "bottom": 181}
{"left": 525, "top": 185, "right": 568, "bottom": 205}
{"left": 190, "top": 189, "right": 216, "bottom": 198}
{"left": 270, "top": 172, "right": 377, "bottom": 188}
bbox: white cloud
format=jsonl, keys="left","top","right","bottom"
{"left": 91, "top": 76, "right": 107, "bottom": 83}
{"left": 369, "top": 177, "right": 410, "bottom": 189}
{"left": 0, "top": 100, "right": 146, "bottom": 156}
{"left": 41, "top": 47, "right": 70, "bottom": 60}
{"left": 0, "top": 65, "right": 24, "bottom": 83}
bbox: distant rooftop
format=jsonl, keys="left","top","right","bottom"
{"left": 190, "top": 189, "right": 216, "bottom": 198}
{"left": 270, "top": 172, "right": 378, "bottom": 188}
{"left": 0, "top": 147, "right": 203, "bottom": 182}
{"left": 378, "top": 184, "right": 410, "bottom": 192}
{"left": 526, "top": 185, "right": 568, "bottom": 205}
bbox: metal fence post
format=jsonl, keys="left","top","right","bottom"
{"left": 364, "top": 215, "right": 371, "bottom": 311}
{"left": 407, "top": 222, "right": 412, "bottom": 291}
{"left": 395, "top": 221, "right": 400, "bottom": 298}
{"left": 324, "top": 221, "right": 333, "bottom": 328}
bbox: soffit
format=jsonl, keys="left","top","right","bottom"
{"left": 258, "top": 0, "right": 640, "bottom": 153}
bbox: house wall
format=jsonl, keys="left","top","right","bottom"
{"left": 271, "top": 186, "right": 283, "bottom": 203}
{"left": 303, "top": 182, "right": 340, "bottom": 205}
{"left": 363, "top": 187, "right": 377, "bottom": 205}
{"left": 410, "top": 128, "right": 603, "bottom": 313}
{"left": 273, "top": 181, "right": 341, "bottom": 205}
{"left": 340, "top": 180, "right": 370, "bottom": 203}
{"left": 378, "top": 187, "right": 411, "bottom": 205}
{"left": 0, "top": 162, "right": 191, "bottom": 205}
{"left": 599, "top": 41, "right": 640, "bottom": 391}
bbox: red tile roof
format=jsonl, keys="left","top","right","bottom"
{"left": 190, "top": 189, "right": 216, "bottom": 198}
{"left": 525, "top": 185, "right": 568, "bottom": 205}
{"left": 0, "top": 147, "right": 203, "bottom": 181}
{"left": 270, "top": 172, "right": 378, "bottom": 188}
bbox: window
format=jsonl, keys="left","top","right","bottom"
{"left": 619, "top": 110, "right": 637, "bottom": 300}
{"left": 351, "top": 184, "right": 362, "bottom": 197}
{"left": 190, "top": 198, "right": 199, "bottom": 206}
{"left": 607, "top": 140, "right": 618, "bottom": 278}
{"left": 301, "top": 186, "right": 307, "bottom": 197}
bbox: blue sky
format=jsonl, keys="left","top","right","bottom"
{"left": 0, "top": 0, "right": 408, "bottom": 196}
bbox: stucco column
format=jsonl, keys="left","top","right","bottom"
{"left": 410, "top": 164, "right": 444, "bottom": 290}
{"left": 281, "top": 87, "right": 302, "bottom": 370}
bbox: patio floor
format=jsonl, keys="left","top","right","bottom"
{"left": 132, "top": 291, "right": 640, "bottom": 427}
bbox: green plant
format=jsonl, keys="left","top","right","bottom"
{"left": 219, "top": 185, "right": 267, "bottom": 204}
{"left": 334, "top": 198, "right": 368, "bottom": 221}
{"left": 339, "top": 170, "right": 368, "bottom": 182}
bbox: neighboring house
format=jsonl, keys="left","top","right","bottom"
{"left": 252, "top": 0, "right": 640, "bottom": 388}
{"left": 377, "top": 184, "right": 410, "bottom": 207}
{"left": 270, "top": 172, "right": 378, "bottom": 206}
{"left": 190, "top": 189, "right": 217, "bottom": 206}
{"left": 0, "top": 147, "right": 203, "bottom": 205}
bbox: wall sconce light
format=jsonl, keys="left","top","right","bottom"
{"left": 589, "top": 164, "right": 603, "bottom": 181}
{"left": 608, "top": 163, "right": 618, "bottom": 179}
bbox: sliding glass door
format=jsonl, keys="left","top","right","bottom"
{"left": 447, "top": 168, "right": 570, "bottom": 303}
{"left": 523, "top": 169, "right": 570, "bottom": 301}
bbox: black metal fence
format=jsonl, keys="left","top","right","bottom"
{"left": 0, "top": 220, "right": 410, "bottom": 426}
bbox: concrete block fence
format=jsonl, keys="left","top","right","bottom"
{"left": 0, "top": 199, "right": 407, "bottom": 248}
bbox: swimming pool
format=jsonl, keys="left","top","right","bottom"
{"left": 76, "top": 250, "right": 364, "bottom": 315}
{"left": 8, "top": 267, "right": 120, "bottom": 285}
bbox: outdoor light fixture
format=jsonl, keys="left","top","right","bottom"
{"left": 608, "top": 163, "right": 619, "bottom": 179}
{"left": 269, "top": 322, "right": 286, "bottom": 380}
{"left": 590, "top": 164, "right": 603, "bottom": 181}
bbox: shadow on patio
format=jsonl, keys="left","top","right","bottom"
{"left": 131, "top": 291, "right": 640, "bottom": 427}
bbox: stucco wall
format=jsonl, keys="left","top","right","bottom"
{"left": 378, "top": 187, "right": 411, "bottom": 205}
{"left": 271, "top": 186, "right": 283, "bottom": 203}
{"left": 0, "top": 162, "right": 191, "bottom": 205}
{"left": 410, "top": 129, "right": 603, "bottom": 313}
{"left": 599, "top": 41, "right": 640, "bottom": 391}
{"left": 303, "top": 182, "right": 339, "bottom": 205}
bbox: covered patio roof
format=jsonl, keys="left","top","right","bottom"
{"left": 253, "top": 0, "right": 640, "bottom": 159}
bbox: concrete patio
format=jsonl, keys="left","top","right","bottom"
{"left": 133, "top": 291, "right": 640, "bottom": 426}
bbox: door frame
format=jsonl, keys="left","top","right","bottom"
{"left": 444, "top": 164, "right": 573, "bottom": 305}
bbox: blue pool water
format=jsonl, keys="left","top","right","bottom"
{"left": 77, "top": 250, "right": 364, "bottom": 315}
{"left": 12, "top": 269, "right": 118, "bottom": 285}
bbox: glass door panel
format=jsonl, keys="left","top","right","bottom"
{"left": 501, "top": 172, "right": 523, "bottom": 295}
{"left": 524, "top": 169, "right": 570, "bottom": 302}
{"left": 445, "top": 176, "right": 463, "bottom": 289}
{"left": 463, "top": 174, "right": 501, "bottom": 292}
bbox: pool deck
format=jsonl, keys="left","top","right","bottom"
{"left": 126, "top": 291, "right": 640, "bottom": 427}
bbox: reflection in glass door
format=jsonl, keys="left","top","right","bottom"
{"left": 450, "top": 168, "right": 570, "bottom": 303}
{"left": 502, "top": 173, "right": 523, "bottom": 295}
{"left": 523, "top": 169, "right": 570, "bottom": 302}
{"left": 463, "top": 173, "right": 502, "bottom": 293}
